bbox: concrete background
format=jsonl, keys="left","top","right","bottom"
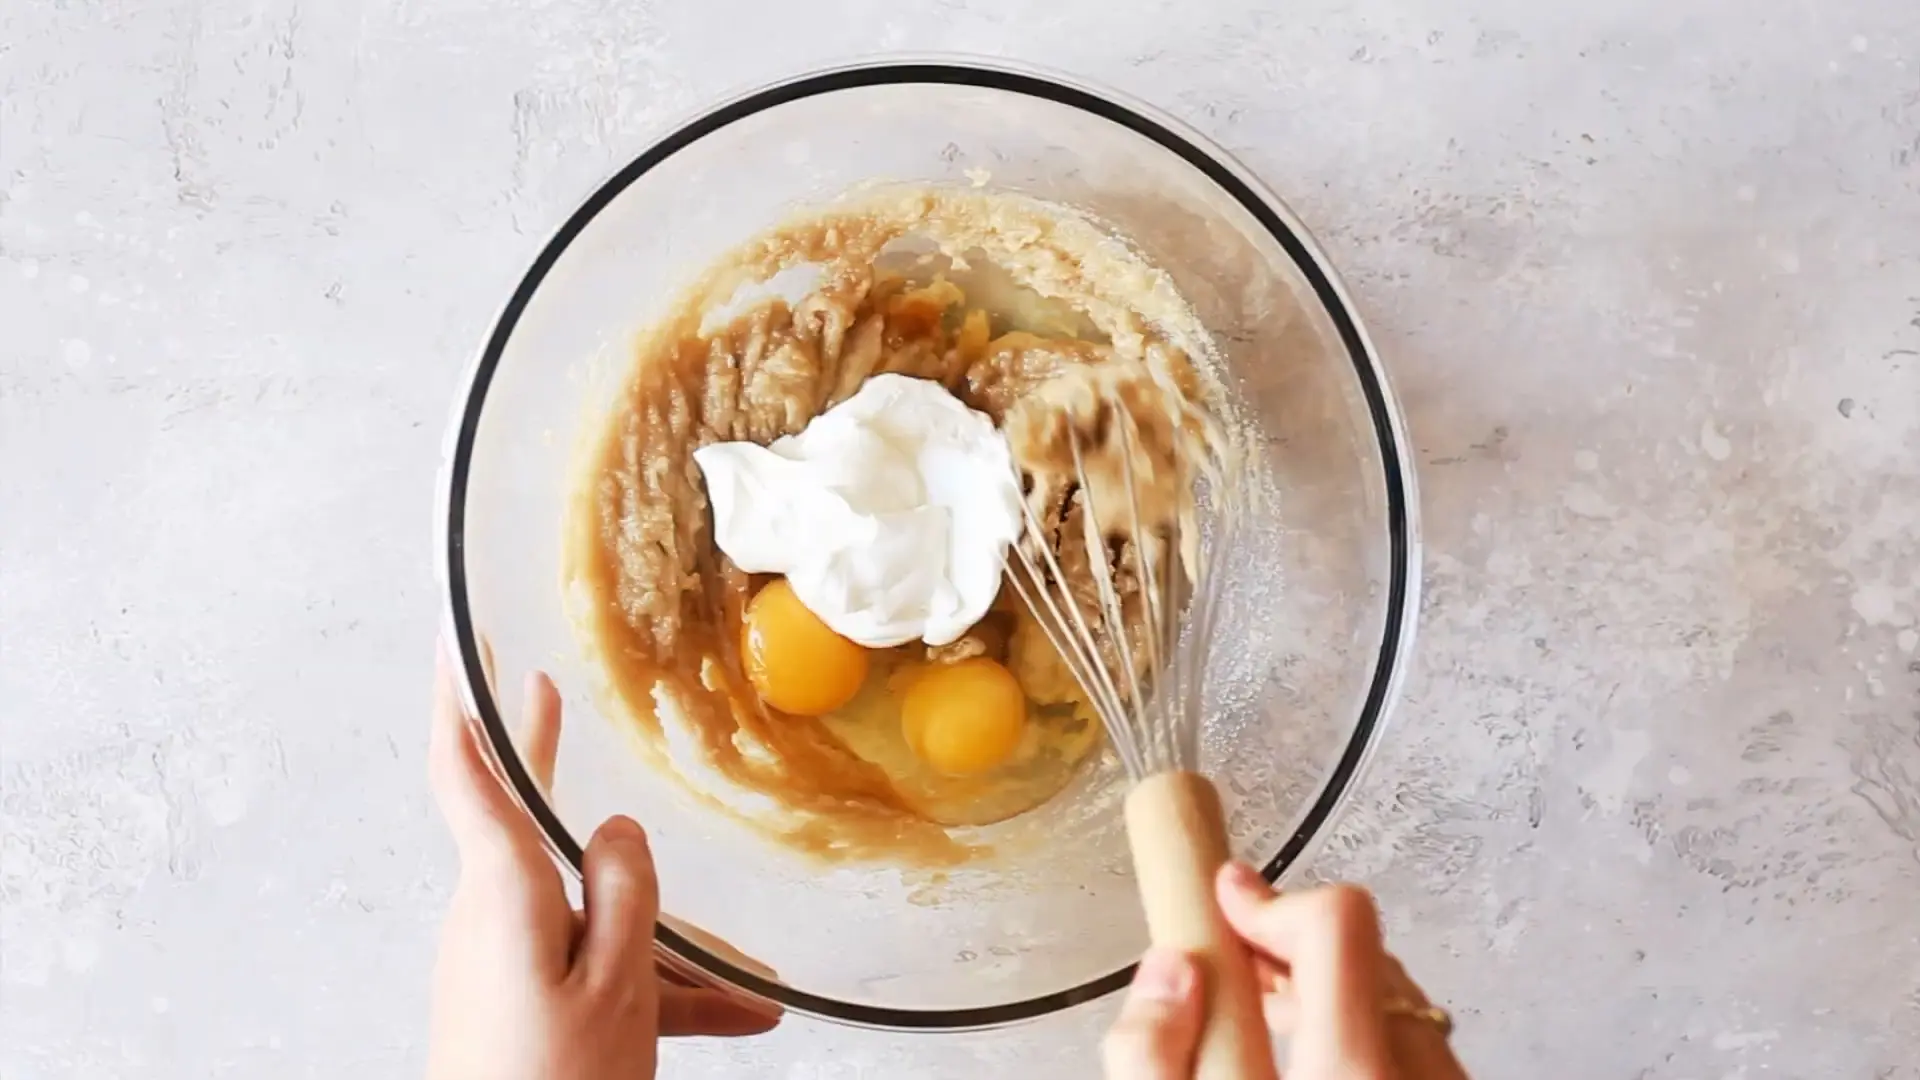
{"left": 4, "top": 1, "right": 1918, "bottom": 1077}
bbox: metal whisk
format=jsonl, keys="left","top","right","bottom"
{"left": 1005, "top": 401, "right": 1276, "bottom": 1080}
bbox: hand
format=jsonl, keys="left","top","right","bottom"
{"left": 425, "top": 647, "right": 779, "bottom": 1080}
{"left": 1102, "top": 865, "right": 1469, "bottom": 1080}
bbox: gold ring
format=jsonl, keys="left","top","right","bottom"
{"left": 1383, "top": 998, "right": 1453, "bottom": 1038}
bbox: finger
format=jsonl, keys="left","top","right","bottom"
{"left": 429, "top": 644, "right": 553, "bottom": 871}
{"left": 1254, "top": 955, "right": 1298, "bottom": 1034}
{"left": 1262, "top": 987, "right": 1298, "bottom": 1034}
{"left": 1380, "top": 952, "right": 1429, "bottom": 1005}
{"left": 658, "top": 986, "right": 783, "bottom": 1037}
{"left": 521, "top": 671, "right": 562, "bottom": 793}
{"left": 431, "top": 645, "right": 574, "bottom": 978}
{"left": 1217, "top": 867, "right": 1393, "bottom": 1080}
{"left": 1100, "top": 947, "right": 1202, "bottom": 1080}
{"left": 1378, "top": 953, "right": 1471, "bottom": 1080}
{"left": 578, "top": 816, "right": 661, "bottom": 990}
{"left": 478, "top": 634, "right": 499, "bottom": 698}
{"left": 1254, "top": 953, "right": 1291, "bottom": 989}
{"left": 1214, "top": 862, "right": 1279, "bottom": 958}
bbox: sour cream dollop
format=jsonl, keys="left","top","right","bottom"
{"left": 692, "top": 374, "right": 1023, "bottom": 649}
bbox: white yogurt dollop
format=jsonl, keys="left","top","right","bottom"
{"left": 692, "top": 374, "right": 1023, "bottom": 648}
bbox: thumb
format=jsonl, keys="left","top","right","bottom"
{"left": 577, "top": 816, "right": 662, "bottom": 991}
{"left": 1102, "top": 948, "right": 1202, "bottom": 1080}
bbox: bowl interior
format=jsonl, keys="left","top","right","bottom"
{"left": 441, "top": 63, "right": 1414, "bottom": 1027}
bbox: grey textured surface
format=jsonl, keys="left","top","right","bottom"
{"left": 4, "top": 1, "right": 1918, "bottom": 1077}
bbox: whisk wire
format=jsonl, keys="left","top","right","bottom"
{"left": 1002, "top": 379, "right": 1252, "bottom": 781}
{"left": 1068, "top": 431, "right": 1157, "bottom": 772}
{"left": 1113, "top": 415, "right": 1175, "bottom": 774}
{"left": 1004, "top": 486, "right": 1146, "bottom": 778}
{"left": 1181, "top": 501, "right": 1238, "bottom": 767}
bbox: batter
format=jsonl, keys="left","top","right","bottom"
{"left": 565, "top": 188, "right": 1230, "bottom": 865}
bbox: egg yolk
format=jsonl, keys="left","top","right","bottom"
{"left": 900, "top": 657, "right": 1029, "bottom": 776}
{"left": 741, "top": 579, "right": 868, "bottom": 716}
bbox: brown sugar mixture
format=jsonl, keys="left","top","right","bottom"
{"left": 564, "top": 188, "right": 1230, "bottom": 865}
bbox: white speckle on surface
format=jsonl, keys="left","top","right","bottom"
{"left": 1850, "top": 583, "right": 1904, "bottom": 626}
{"left": 60, "top": 937, "right": 101, "bottom": 975}
{"left": 60, "top": 339, "right": 92, "bottom": 366}
{"left": 1485, "top": 546, "right": 1533, "bottom": 585}
{"left": 1898, "top": 629, "right": 1918, "bottom": 654}
{"left": 1574, "top": 449, "right": 1600, "bottom": 472}
{"left": 1581, "top": 728, "right": 1652, "bottom": 815}
{"left": 67, "top": 275, "right": 90, "bottom": 294}
{"left": 1713, "top": 1029, "right": 1781, "bottom": 1051}
{"left": 1851, "top": 34, "right": 1870, "bottom": 52}
{"left": 151, "top": 997, "right": 170, "bottom": 1015}
{"left": 1700, "top": 419, "right": 1733, "bottom": 461}
{"left": 1736, "top": 184, "right": 1758, "bottom": 203}
{"left": 1669, "top": 765, "right": 1693, "bottom": 785}
{"left": 1563, "top": 484, "right": 1616, "bottom": 519}
{"left": 19, "top": 259, "right": 40, "bottom": 279}
{"left": 198, "top": 779, "right": 250, "bottom": 827}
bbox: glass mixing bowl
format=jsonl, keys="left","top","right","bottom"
{"left": 435, "top": 58, "right": 1418, "bottom": 1030}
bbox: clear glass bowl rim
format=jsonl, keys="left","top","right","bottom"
{"left": 435, "top": 54, "right": 1423, "bottom": 1032}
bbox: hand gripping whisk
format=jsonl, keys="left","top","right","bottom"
{"left": 1004, "top": 395, "right": 1275, "bottom": 1080}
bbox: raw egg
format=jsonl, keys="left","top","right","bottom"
{"left": 900, "top": 657, "right": 1028, "bottom": 776}
{"left": 741, "top": 578, "right": 868, "bottom": 716}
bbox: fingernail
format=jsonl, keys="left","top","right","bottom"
{"left": 599, "top": 815, "right": 646, "bottom": 843}
{"left": 1133, "top": 948, "right": 1194, "bottom": 1003}
{"left": 1222, "top": 861, "right": 1267, "bottom": 894}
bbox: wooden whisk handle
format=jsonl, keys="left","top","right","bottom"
{"left": 1123, "top": 771, "right": 1279, "bottom": 1080}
